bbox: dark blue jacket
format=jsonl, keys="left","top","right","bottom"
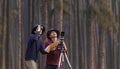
{"left": 25, "top": 33, "right": 47, "bottom": 61}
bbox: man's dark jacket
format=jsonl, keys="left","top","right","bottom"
{"left": 25, "top": 33, "right": 47, "bottom": 61}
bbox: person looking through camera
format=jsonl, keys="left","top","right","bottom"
{"left": 45, "top": 29, "right": 67, "bottom": 69}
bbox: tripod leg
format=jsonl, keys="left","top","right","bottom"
{"left": 58, "top": 52, "right": 63, "bottom": 69}
{"left": 64, "top": 53, "right": 72, "bottom": 69}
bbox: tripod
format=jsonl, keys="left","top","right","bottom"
{"left": 57, "top": 41, "right": 72, "bottom": 69}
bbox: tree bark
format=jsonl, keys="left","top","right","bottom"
{"left": 1, "top": 0, "right": 8, "bottom": 68}
{"left": 17, "top": 0, "right": 22, "bottom": 69}
{"left": 87, "top": 16, "right": 95, "bottom": 69}
{"left": 41, "top": 0, "right": 48, "bottom": 31}
{"left": 28, "top": 0, "right": 34, "bottom": 33}
{"left": 98, "top": 27, "right": 106, "bottom": 69}
{"left": 86, "top": 0, "right": 95, "bottom": 69}
{"left": 54, "top": 0, "right": 63, "bottom": 31}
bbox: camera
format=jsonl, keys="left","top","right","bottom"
{"left": 57, "top": 32, "right": 65, "bottom": 50}
{"left": 61, "top": 32, "right": 65, "bottom": 37}
{"left": 59, "top": 32, "right": 65, "bottom": 44}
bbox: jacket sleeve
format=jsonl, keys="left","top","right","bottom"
{"left": 39, "top": 40, "right": 48, "bottom": 54}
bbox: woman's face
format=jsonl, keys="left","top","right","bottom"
{"left": 50, "top": 31, "right": 57, "bottom": 38}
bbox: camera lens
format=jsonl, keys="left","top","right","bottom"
{"left": 61, "top": 32, "right": 65, "bottom": 36}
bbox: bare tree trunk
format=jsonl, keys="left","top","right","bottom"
{"left": 118, "top": 46, "right": 120, "bottom": 69}
{"left": 41, "top": 0, "right": 48, "bottom": 31}
{"left": 113, "top": 33, "right": 118, "bottom": 69}
{"left": 86, "top": 0, "right": 95, "bottom": 68}
{"left": 28, "top": 0, "right": 34, "bottom": 33}
{"left": 7, "top": 0, "right": 12, "bottom": 68}
{"left": 87, "top": 16, "right": 95, "bottom": 69}
{"left": 47, "top": 0, "right": 54, "bottom": 28}
{"left": 51, "top": 0, "right": 54, "bottom": 28}
{"left": 54, "top": 0, "right": 63, "bottom": 31}
{"left": 118, "top": 26, "right": 120, "bottom": 69}
{"left": 98, "top": 27, "right": 106, "bottom": 69}
{"left": 1, "top": 0, "right": 7, "bottom": 68}
{"left": 17, "top": 0, "right": 22, "bottom": 69}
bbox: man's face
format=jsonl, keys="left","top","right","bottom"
{"left": 50, "top": 31, "right": 57, "bottom": 38}
{"left": 36, "top": 25, "right": 42, "bottom": 34}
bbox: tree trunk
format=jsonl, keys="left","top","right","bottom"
{"left": 47, "top": 0, "right": 54, "bottom": 28}
{"left": 98, "top": 27, "right": 106, "bottom": 69}
{"left": 87, "top": 16, "right": 95, "bottom": 69}
{"left": 41, "top": 0, "right": 48, "bottom": 31}
{"left": 28, "top": 0, "right": 34, "bottom": 33}
{"left": 86, "top": 0, "right": 95, "bottom": 69}
{"left": 17, "top": 0, "right": 22, "bottom": 69}
{"left": 1, "top": 0, "right": 8, "bottom": 68}
{"left": 6, "top": 0, "right": 12, "bottom": 68}
{"left": 118, "top": 46, "right": 120, "bottom": 69}
{"left": 54, "top": 0, "right": 63, "bottom": 31}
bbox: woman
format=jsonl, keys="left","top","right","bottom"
{"left": 45, "top": 29, "right": 67, "bottom": 69}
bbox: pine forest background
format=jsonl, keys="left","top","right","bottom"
{"left": 0, "top": 0, "right": 120, "bottom": 69}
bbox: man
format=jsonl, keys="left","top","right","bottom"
{"left": 25, "top": 24, "right": 59, "bottom": 69}
{"left": 45, "top": 29, "right": 67, "bottom": 69}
